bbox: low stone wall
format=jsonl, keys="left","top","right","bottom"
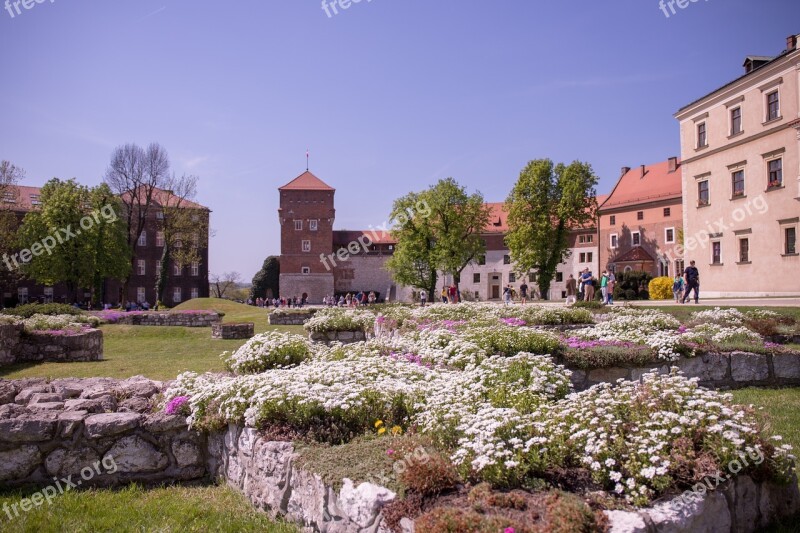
{"left": 0, "top": 377, "right": 206, "bottom": 489}
{"left": 308, "top": 330, "right": 367, "bottom": 345}
{"left": 568, "top": 351, "right": 800, "bottom": 391}
{"left": 605, "top": 474, "right": 800, "bottom": 533}
{"left": 110, "top": 312, "right": 221, "bottom": 327}
{"left": 268, "top": 310, "right": 318, "bottom": 326}
{"left": 212, "top": 323, "right": 255, "bottom": 340}
{"left": 0, "top": 323, "right": 23, "bottom": 365}
{"left": 767, "top": 334, "right": 800, "bottom": 344}
{"left": 0, "top": 327, "right": 103, "bottom": 368}
{"left": 207, "top": 425, "right": 397, "bottom": 533}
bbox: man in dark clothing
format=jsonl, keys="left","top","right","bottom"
{"left": 682, "top": 260, "right": 700, "bottom": 304}
{"left": 519, "top": 281, "right": 529, "bottom": 304}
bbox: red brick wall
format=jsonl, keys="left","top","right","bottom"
{"left": 279, "top": 189, "right": 335, "bottom": 275}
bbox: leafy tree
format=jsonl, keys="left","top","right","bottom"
{"left": 505, "top": 159, "right": 598, "bottom": 300}
{"left": 250, "top": 256, "right": 280, "bottom": 300}
{"left": 17, "top": 179, "right": 130, "bottom": 303}
{"left": 210, "top": 272, "right": 242, "bottom": 299}
{"left": 0, "top": 161, "right": 25, "bottom": 305}
{"left": 387, "top": 179, "right": 490, "bottom": 299}
{"left": 152, "top": 175, "right": 209, "bottom": 304}
{"left": 386, "top": 191, "right": 438, "bottom": 298}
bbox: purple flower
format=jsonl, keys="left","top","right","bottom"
{"left": 165, "top": 396, "right": 190, "bottom": 415}
{"left": 501, "top": 317, "right": 527, "bottom": 327}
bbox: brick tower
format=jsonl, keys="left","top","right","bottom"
{"left": 278, "top": 171, "right": 336, "bottom": 303}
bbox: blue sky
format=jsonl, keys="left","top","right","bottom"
{"left": 1, "top": 0, "right": 798, "bottom": 279}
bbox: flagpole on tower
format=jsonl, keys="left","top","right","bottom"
{"left": 306, "top": 149, "right": 309, "bottom": 171}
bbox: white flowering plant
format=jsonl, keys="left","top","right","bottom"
{"left": 22, "top": 313, "right": 101, "bottom": 334}
{"left": 304, "top": 308, "right": 376, "bottom": 333}
{"left": 222, "top": 331, "right": 314, "bottom": 374}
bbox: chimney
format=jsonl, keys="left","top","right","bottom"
{"left": 640, "top": 165, "right": 647, "bottom": 178}
{"left": 788, "top": 35, "right": 798, "bottom": 51}
{"left": 668, "top": 157, "right": 678, "bottom": 173}
{"left": 621, "top": 166, "right": 631, "bottom": 178}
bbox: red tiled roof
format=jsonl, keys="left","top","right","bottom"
{"left": 600, "top": 160, "right": 682, "bottom": 210}
{"left": 279, "top": 171, "right": 335, "bottom": 191}
{"left": 483, "top": 196, "right": 605, "bottom": 233}
{"left": 612, "top": 246, "right": 655, "bottom": 263}
{"left": 120, "top": 186, "right": 208, "bottom": 210}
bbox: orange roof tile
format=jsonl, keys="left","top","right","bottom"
{"left": 120, "top": 186, "right": 208, "bottom": 210}
{"left": 334, "top": 230, "right": 396, "bottom": 245}
{"left": 600, "top": 160, "right": 682, "bottom": 210}
{"left": 279, "top": 171, "right": 335, "bottom": 191}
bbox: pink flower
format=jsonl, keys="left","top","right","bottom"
{"left": 504, "top": 528, "right": 516, "bottom": 533}
{"left": 386, "top": 449, "right": 395, "bottom": 456}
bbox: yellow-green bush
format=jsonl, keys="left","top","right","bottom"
{"left": 648, "top": 277, "right": 674, "bottom": 300}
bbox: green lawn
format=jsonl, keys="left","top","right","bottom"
{"left": 0, "top": 299, "right": 304, "bottom": 381}
{"left": 0, "top": 484, "right": 297, "bottom": 533}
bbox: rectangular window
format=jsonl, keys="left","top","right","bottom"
{"left": 509, "top": 272, "right": 516, "bottom": 283}
{"left": 698, "top": 180, "right": 710, "bottom": 206}
{"left": 663, "top": 207, "right": 671, "bottom": 217}
{"left": 301, "top": 266, "right": 311, "bottom": 275}
{"left": 712, "top": 241, "right": 722, "bottom": 264}
{"left": 43, "top": 287, "right": 53, "bottom": 303}
{"left": 173, "top": 263, "right": 182, "bottom": 276}
{"left": 768, "top": 158, "right": 783, "bottom": 188}
{"left": 478, "top": 256, "right": 486, "bottom": 266}
{"left": 137, "top": 232, "right": 147, "bottom": 247}
{"left": 609, "top": 215, "right": 616, "bottom": 226}
{"left": 731, "top": 170, "right": 745, "bottom": 198}
{"left": 767, "top": 91, "right": 780, "bottom": 121}
{"left": 302, "top": 240, "right": 311, "bottom": 252}
{"left": 137, "top": 287, "right": 146, "bottom": 302}
{"left": 191, "top": 262, "right": 199, "bottom": 276}
{"left": 637, "top": 211, "right": 644, "bottom": 221}
{"left": 610, "top": 234, "right": 618, "bottom": 249}
{"left": 137, "top": 260, "right": 146, "bottom": 276}
{"left": 156, "top": 211, "right": 164, "bottom": 220}
{"left": 786, "top": 227, "right": 797, "bottom": 255}
{"left": 156, "top": 260, "right": 162, "bottom": 274}
{"left": 473, "top": 273, "right": 480, "bottom": 283}
{"left": 579, "top": 235, "right": 585, "bottom": 244}
{"left": 587, "top": 252, "right": 593, "bottom": 263}
{"left": 17, "top": 287, "right": 28, "bottom": 304}
{"left": 665, "top": 228, "right": 675, "bottom": 243}
{"left": 309, "top": 220, "right": 318, "bottom": 231}
{"left": 739, "top": 238, "right": 750, "bottom": 263}
{"left": 730, "top": 107, "right": 742, "bottom": 135}
{"left": 697, "top": 122, "right": 707, "bottom": 148}
{"left": 191, "top": 288, "right": 199, "bottom": 299}
{"left": 503, "top": 254, "right": 510, "bottom": 265}
{"left": 632, "top": 232, "right": 641, "bottom": 246}
{"left": 156, "top": 231, "right": 165, "bottom": 247}
{"left": 556, "top": 272, "right": 564, "bottom": 283}
{"left": 294, "top": 220, "right": 303, "bottom": 231}
{"left": 172, "top": 287, "right": 182, "bottom": 303}
{"left": 579, "top": 253, "right": 586, "bottom": 263}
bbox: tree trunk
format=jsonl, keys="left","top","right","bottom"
{"left": 156, "top": 246, "right": 169, "bottom": 304}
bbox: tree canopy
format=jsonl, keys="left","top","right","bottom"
{"left": 504, "top": 159, "right": 598, "bottom": 300}
{"left": 250, "top": 256, "right": 280, "bottom": 300}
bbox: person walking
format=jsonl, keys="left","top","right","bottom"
{"left": 448, "top": 284, "right": 458, "bottom": 304}
{"left": 441, "top": 287, "right": 448, "bottom": 304}
{"left": 565, "top": 274, "right": 577, "bottom": 305}
{"left": 672, "top": 274, "right": 685, "bottom": 303}
{"left": 419, "top": 289, "right": 427, "bottom": 307}
{"left": 502, "top": 284, "right": 512, "bottom": 306}
{"left": 606, "top": 271, "right": 615, "bottom": 305}
{"left": 519, "top": 280, "right": 529, "bottom": 304}
{"left": 600, "top": 270, "right": 609, "bottom": 305}
{"left": 682, "top": 260, "right": 700, "bottom": 304}
{"left": 580, "top": 268, "right": 595, "bottom": 302}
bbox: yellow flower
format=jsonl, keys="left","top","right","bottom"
{"left": 378, "top": 427, "right": 387, "bottom": 435}
{"left": 374, "top": 420, "right": 384, "bottom": 428}
{"left": 391, "top": 426, "right": 403, "bottom": 436}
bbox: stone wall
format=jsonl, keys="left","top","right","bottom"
{"left": 0, "top": 323, "right": 22, "bottom": 365}
{"left": 268, "top": 309, "right": 318, "bottom": 326}
{"left": 568, "top": 352, "right": 800, "bottom": 391}
{"left": 308, "top": 330, "right": 367, "bottom": 345}
{"left": 212, "top": 323, "right": 255, "bottom": 340}
{"left": 110, "top": 312, "right": 221, "bottom": 327}
{"left": 0, "top": 377, "right": 206, "bottom": 489}
{"left": 0, "top": 327, "right": 103, "bottom": 368}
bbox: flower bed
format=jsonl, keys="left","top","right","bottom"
{"left": 96, "top": 310, "right": 222, "bottom": 327}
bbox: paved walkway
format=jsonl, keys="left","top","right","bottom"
{"left": 627, "top": 297, "right": 800, "bottom": 308}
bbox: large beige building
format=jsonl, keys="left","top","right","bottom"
{"left": 675, "top": 34, "right": 800, "bottom": 297}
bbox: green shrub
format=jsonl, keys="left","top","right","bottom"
{"left": 615, "top": 270, "right": 653, "bottom": 300}
{"left": 3, "top": 303, "right": 84, "bottom": 319}
{"left": 648, "top": 277, "right": 673, "bottom": 300}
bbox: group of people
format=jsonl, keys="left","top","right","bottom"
{"left": 672, "top": 260, "right": 701, "bottom": 304}
{"left": 252, "top": 296, "right": 307, "bottom": 308}
{"left": 418, "top": 284, "right": 461, "bottom": 307}
{"left": 323, "top": 291, "right": 378, "bottom": 307}
{"left": 563, "top": 268, "right": 617, "bottom": 305}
